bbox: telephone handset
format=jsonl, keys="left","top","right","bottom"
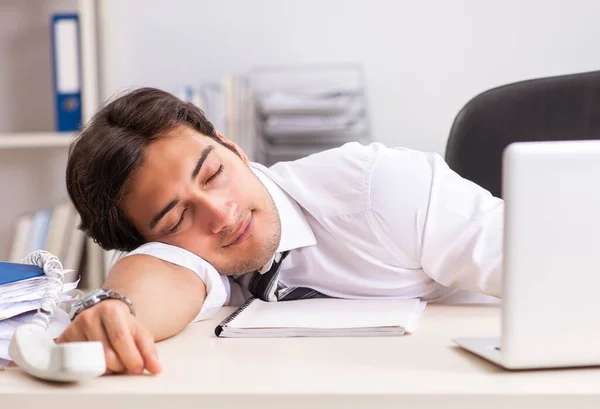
{"left": 8, "top": 251, "right": 106, "bottom": 382}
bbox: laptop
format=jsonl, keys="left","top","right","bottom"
{"left": 453, "top": 140, "right": 600, "bottom": 369}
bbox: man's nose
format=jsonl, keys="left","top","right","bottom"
{"left": 205, "top": 199, "right": 238, "bottom": 234}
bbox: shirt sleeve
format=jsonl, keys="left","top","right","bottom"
{"left": 369, "top": 145, "right": 504, "bottom": 298}
{"left": 125, "top": 242, "right": 229, "bottom": 322}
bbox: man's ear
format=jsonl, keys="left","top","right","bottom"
{"left": 214, "top": 130, "right": 250, "bottom": 164}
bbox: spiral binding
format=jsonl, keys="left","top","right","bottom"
{"left": 214, "top": 297, "right": 258, "bottom": 337}
{"left": 20, "top": 250, "right": 65, "bottom": 330}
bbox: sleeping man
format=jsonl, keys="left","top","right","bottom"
{"left": 58, "top": 87, "right": 503, "bottom": 374}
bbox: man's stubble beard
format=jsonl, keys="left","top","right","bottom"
{"left": 217, "top": 190, "right": 281, "bottom": 276}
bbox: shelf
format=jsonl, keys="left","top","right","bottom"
{"left": 0, "top": 132, "right": 75, "bottom": 149}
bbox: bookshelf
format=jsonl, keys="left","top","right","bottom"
{"left": 0, "top": 133, "right": 74, "bottom": 149}
{"left": 0, "top": 0, "right": 106, "bottom": 290}
{"left": 0, "top": 0, "right": 78, "bottom": 260}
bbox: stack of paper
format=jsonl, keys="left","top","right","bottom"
{"left": 0, "top": 261, "right": 78, "bottom": 365}
{"left": 259, "top": 91, "right": 358, "bottom": 115}
{"left": 249, "top": 66, "right": 372, "bottom": 166}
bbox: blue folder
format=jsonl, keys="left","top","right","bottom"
{"left": 51, "top": 13, "right": 82, "bottom": 132}
{"left": 0, "top": 262, "right": 44, "bottom": 286}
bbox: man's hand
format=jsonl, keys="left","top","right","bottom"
{"left": 56, "top": 252, "right": 207, "bottom": 375}
{"left": 57, "top": 299, "right": 162, "bottom": 375}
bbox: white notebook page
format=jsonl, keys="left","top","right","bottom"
{"left": 229, "top": 298, "right": 425, "bottom": 330}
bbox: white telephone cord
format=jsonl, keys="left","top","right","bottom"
{"left": 21, "top": 250, "right": 65, "bottom": 329}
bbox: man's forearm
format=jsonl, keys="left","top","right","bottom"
{"left": 102, "top": 254, "right": 207, "bottom": 341}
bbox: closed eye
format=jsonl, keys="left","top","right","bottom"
{"left": 167, "top": 165, "right": 224, "bottom": 234}
{"left": 205, "top": 165, "right": 224, "bottom": 185}
{"left": 169, "top": 208, "right": 187, "bottom": 234}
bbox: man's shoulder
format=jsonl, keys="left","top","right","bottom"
{"left": 292, "top": 141, "right": 384, "bottom": 163}
{"left": 267, "top": 141, "right": 432, "bottom": 181}
{"left": 263, "top": 142, "right": 389, "bottom": 217}
{"left": 270, "top": 141, "right": 386, "bottom": 173}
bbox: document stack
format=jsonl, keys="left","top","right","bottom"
{"left": 0, "top": 261, "right": 77, "bottom": 367}
{"left": 250, "top": 65, "right": 371, "bottom": 166}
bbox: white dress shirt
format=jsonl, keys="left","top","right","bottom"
{"left": 126, "top": 142, "right": 503, "bottom": 322}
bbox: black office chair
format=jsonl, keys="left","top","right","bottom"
{"left": 445, "top": 70, "right": 600, "bottom": 198}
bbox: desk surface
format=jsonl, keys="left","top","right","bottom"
{"left": 2, "top": 305, "right": 600, "bottom": 409}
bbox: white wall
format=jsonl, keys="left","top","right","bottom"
{"left": 99, "top": 0, "right": 600, "bottom": 154}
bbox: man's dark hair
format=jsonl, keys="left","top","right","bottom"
{"left": 66, "top": 87, "right": 237, "bottom": 252}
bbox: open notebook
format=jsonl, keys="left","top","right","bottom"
{"left": 215, "top": 297, "right": 427, "bottom": 338}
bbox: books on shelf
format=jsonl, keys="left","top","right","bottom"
{"left": 4, "top": 201, "right": 107, "bottom": 290}
{"left": 6, "top": 201, "right": 86, "bottom": 273}
{"left": 44, "top": 201, "right": 71, "bottom": 256}
{"left": 177, "top": 76, "right": 258, "bottom": 162}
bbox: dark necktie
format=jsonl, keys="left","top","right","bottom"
{"left": 247, "top": 251, "right": 323, "bottom": 301}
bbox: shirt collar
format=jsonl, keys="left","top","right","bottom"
{"left": 251, "top": 163, "right": 317, "bottom": 254}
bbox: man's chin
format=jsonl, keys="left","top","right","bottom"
{"left": 215, "top": 259, "right": 269, "bottom": 277}
{"left": 218, "top": 269, "right": 253, "bottom": 277}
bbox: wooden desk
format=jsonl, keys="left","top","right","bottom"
{"left": 2, "top": 305, "right": 600, "bottom": 408}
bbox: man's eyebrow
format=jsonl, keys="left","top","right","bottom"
{"left": 149, "top": 198, "right": 179, "bottom": 231}
{"left": 191, "top": 145, "right": 214, "bottom": 180}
